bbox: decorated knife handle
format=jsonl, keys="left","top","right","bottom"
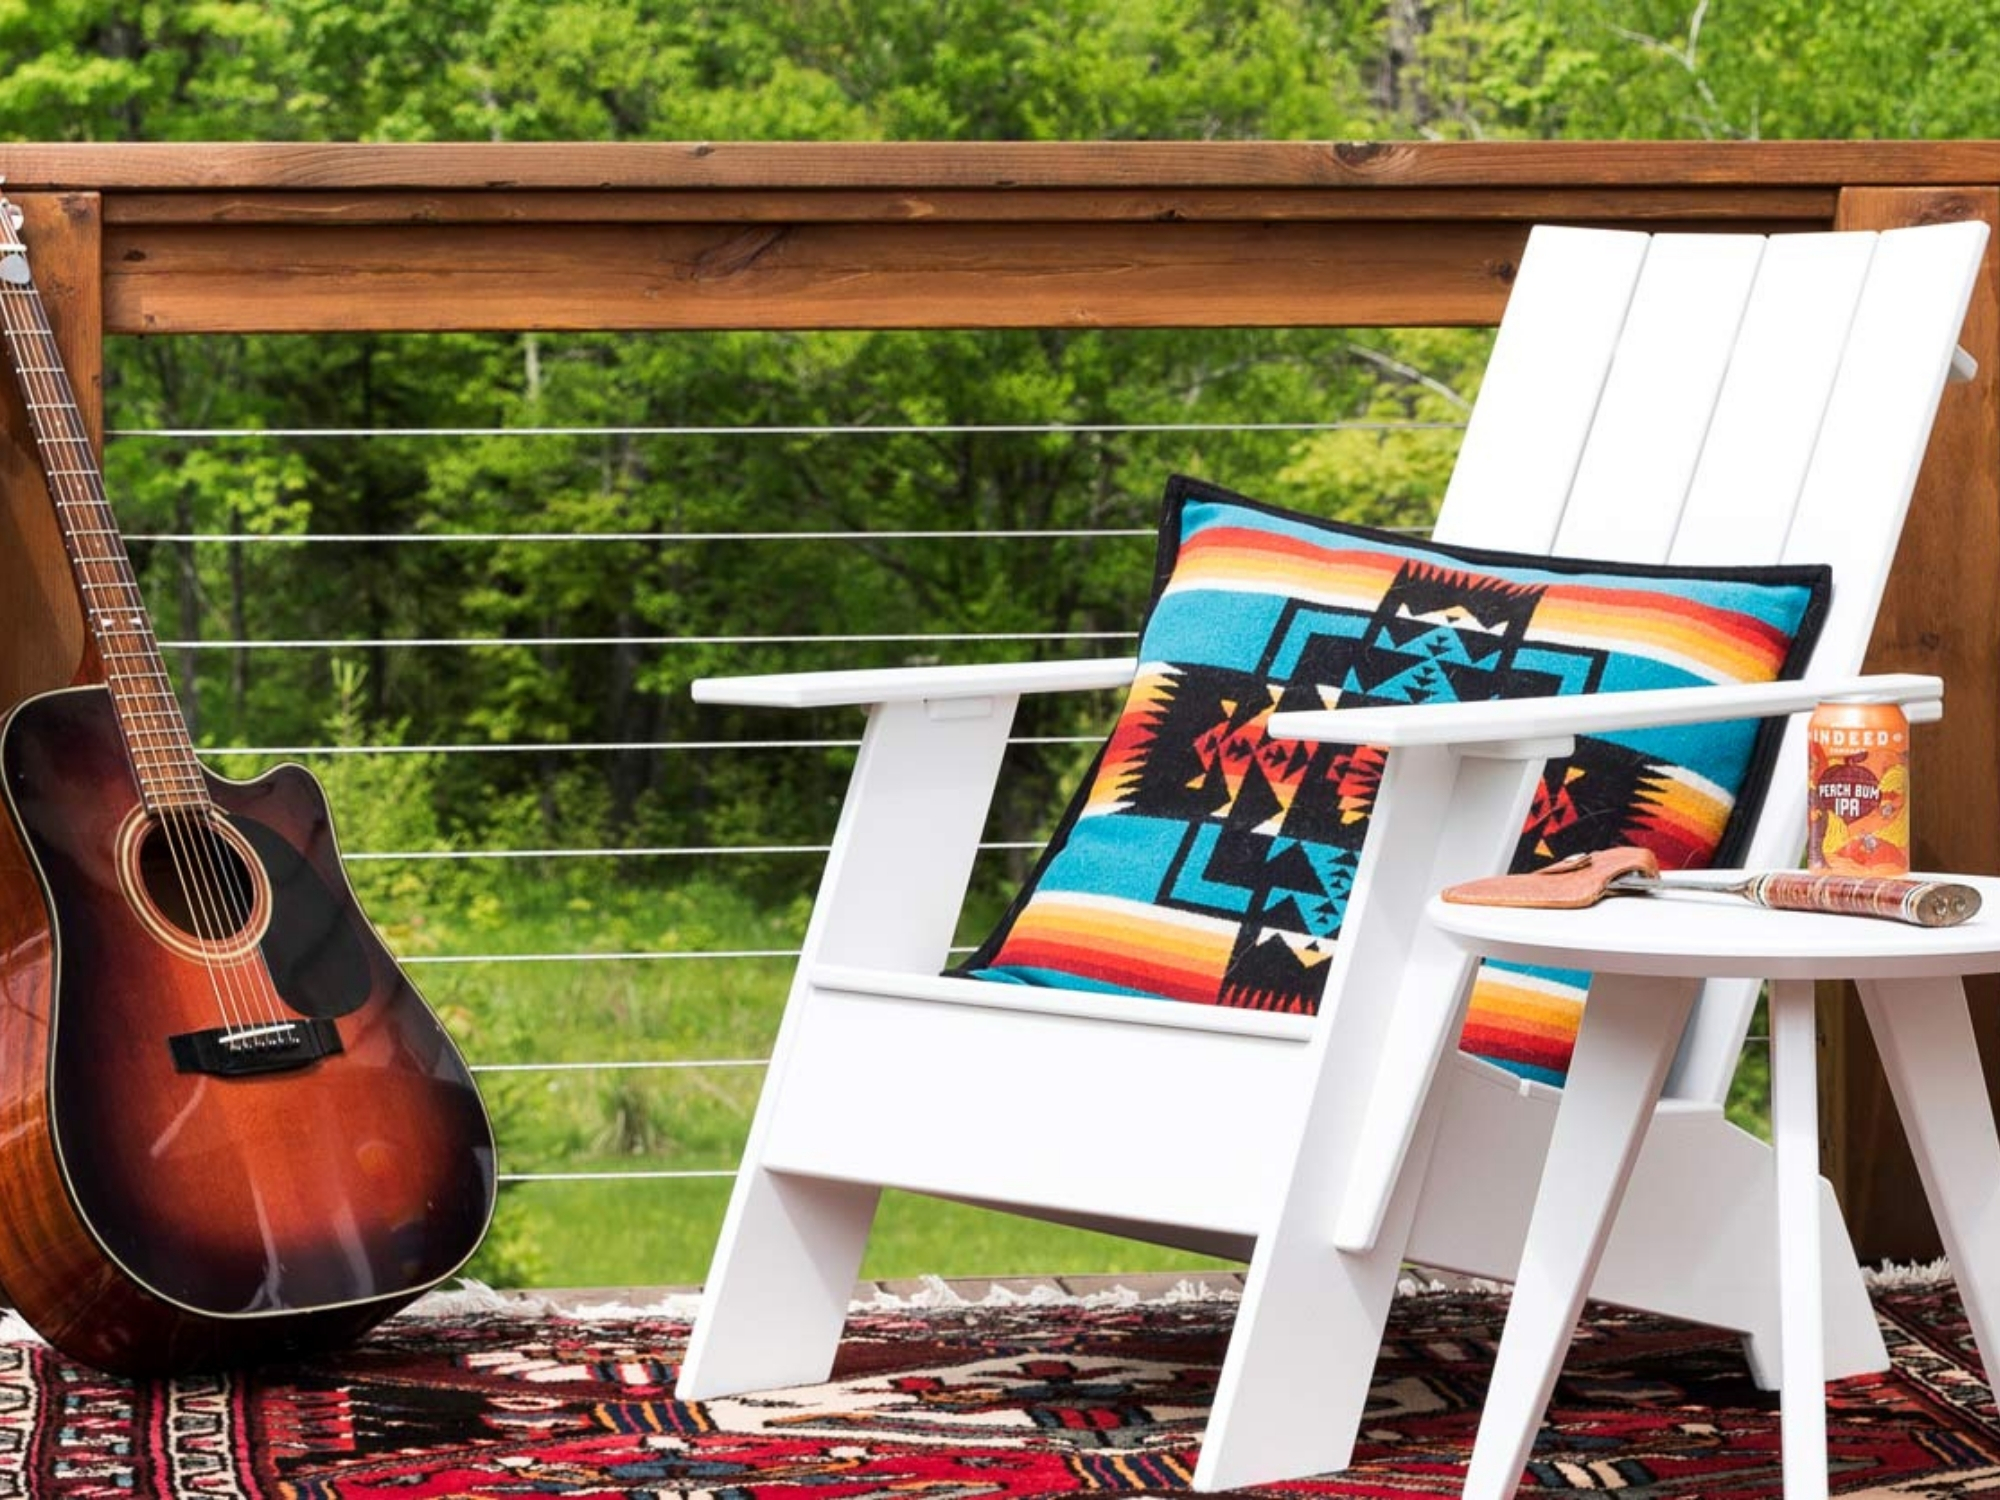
{"left": 1747, "top": 873, "right": 1983, "bottom": 927}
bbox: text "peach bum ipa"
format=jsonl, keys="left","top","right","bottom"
{"left": 1807, "top": 700, "right": 1911, "bottom": 875}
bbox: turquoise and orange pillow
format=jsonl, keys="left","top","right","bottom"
{"left": 958, "top": 475, "right": 1831, "bottom": 1085}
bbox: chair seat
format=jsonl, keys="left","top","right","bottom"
{"left": 766, "top": 970, "right": 1312, "bottom": 1241}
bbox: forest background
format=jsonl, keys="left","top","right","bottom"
{"left": 3, "top": 0, "right": 1994, "bottom": 1287}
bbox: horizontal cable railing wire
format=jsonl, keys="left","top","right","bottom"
{"left": 402, "top": 943, "right": 983, "bottom": 966}
{"left": 194, "top": 734, "right": 1103, "bottom": 755}
{"left": 347, "top": 844, "right": 830, "bottom": 862}
{"left": 205, "top": 738, "right": 860, "bottom": 754}
{"left": 343, "top": 840, "right": 1041, "bottom": 861}
{"left": 403, "top": 948, "right": 802, "bottom": 965}
{"left": 130, "top": 527, "right": 1158, "bottom": 544}
{"left": 113, "top": 419, "right": 1466, "bottom": 441}
{"left": 131, "top": 525, "right": 1426, "bottom": 544}
{"left": 159, "top": 631, "right": 1137, "bottom": 649}
{"left": 470, "top": 1059, "right": 767, "bottom": 1073}
{"left": 498, "top": 1169, "right": 738, "bottom": 1183}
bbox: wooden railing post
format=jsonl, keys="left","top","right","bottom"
{"left": 1822, "top": 185, "right": 2000, "bottom": 1262}
{"left": 0, "top": 192, "right": 102, "bottom": 707}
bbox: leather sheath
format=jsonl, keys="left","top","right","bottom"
{"left": 1440, "top": 846, "right": 1662, "bottom": 909}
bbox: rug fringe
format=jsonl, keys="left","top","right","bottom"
{"left": 1862, "top": 1256, "right": 1955, "bottom": 1290}
{"left": 409, "top": 1279, "right": 707, "bottom": 1321}
{"left": 855, "top": 1274, "right": 1242, "bottom": 1311}
{"left": 399, "top": 1256, "right": 1965, "bottom": 1323}
{"left": 0, "top": 1257, "right": 1955, "bottom": 1345}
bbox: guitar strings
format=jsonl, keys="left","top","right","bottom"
{"left": 0, "top": 264, "right": 292, "bottom": 1040}
{"left": 76, "top": 480, "right": 277, "bottom": 1030}
{"left": 0, "top": 289, "right": 258, "bottom": 1037}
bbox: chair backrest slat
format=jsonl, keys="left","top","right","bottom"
{"left": 1671, "top": 232, "right": 1878, "bottom": 568}
{"left": 1554, "top": 235, "right": 1765, "bottom": 561}
{"left": 1782, "top": 222, "right": 1986, "bottom": 668}
{"left": 1433, "top": 226, "right": 1648, "bottom": 551}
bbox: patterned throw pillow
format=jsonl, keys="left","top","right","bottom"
{"left": 957, "top": 475, "right": 1831, "bottom": 1085}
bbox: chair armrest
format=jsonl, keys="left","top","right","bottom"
{"left": 693, "top": 657, "right": 1138, "bottom": 710}
{"left": 1267, "top": 672, "right": 1942, "bottom": 751}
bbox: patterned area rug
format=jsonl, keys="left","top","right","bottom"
{"left": 0, "top": 1282, "right": 1994, "bottom": 1498}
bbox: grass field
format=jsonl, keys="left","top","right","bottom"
{"left": 506, "top": 1180, "right": 1230, "bottom": 1289}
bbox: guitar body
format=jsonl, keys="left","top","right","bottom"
{"left": 0, "top": 684, "right": 496, "bottom": 1374}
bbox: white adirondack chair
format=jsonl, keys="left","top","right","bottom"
{"left": 675, "top": 219, "right": 1988, "bottom": 1491}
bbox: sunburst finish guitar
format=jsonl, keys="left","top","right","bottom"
{"left": 0, "top": 197, "right": 495, "bottom": 1373}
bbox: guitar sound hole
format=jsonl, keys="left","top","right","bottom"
{"left": 137, "top": 814, "right": 260, "bottom": 944}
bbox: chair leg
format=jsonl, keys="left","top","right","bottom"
{"left": 1858, "top": 976, "right": 2000, "bottom": 1380}
{"left": 1191, "top": 1071, "right": 1450, "bottom": 1492}
{"left": 675, "top": 1166, "right": 881, "bottom": 1399}
{"left": 1416, "top": 1055, "right": 1885, "bottom": 1387}
{"left": 1739, "top": 1169, "right": 1884, "bottom": 1393}
{"left": 1461, "top": 974, "right": 1698, "bottom": 1500}
{"left": 1769, "top": 978, "right": 1829, "bottom": 1500}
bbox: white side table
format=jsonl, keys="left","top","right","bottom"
{"left": 1428, "top": 875, "right": 2000, "bottom": 1500}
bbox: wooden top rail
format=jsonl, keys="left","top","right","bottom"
{"left": 0, "top": 142, "right": 1985, "bottom": 336}
{"left": 7, "top": 139, "right": 2000, "bottom": 192}
{"left": 10, "top": 141, "right": 1985, "bottom": 337}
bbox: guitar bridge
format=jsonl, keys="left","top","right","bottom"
{"left": 168, "top": 1018, "right": 344, "bottom": 1078}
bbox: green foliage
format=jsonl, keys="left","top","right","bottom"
{"left": 9, "top": 0, "right": 1998, "bottom": 151}
{"left": 1442, "top": 0, "right": 2000, "bottom": 142}
{"left": 519, "top": 1178, "right": 1228, "bottom": 1288}
{"left": 1276, "top": 329, "right": 1486, "bottom": 531}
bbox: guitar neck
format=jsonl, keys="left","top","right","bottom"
{"left": 0, "top": 216, "right": 208, "bottom": 815}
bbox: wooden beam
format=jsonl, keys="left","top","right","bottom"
{"left": 96, "top": 186, "right": 1840, "bottom": 228}
{"left": 103, "top": 220, "right": 1542, "bottom": 334}
{"left": 5, "top": 139, "right": 2000, "bottom": 192}
{"left": 1821, "top": 186, "right": 2000, "bottom": 1263}
{"left": 0, "top": 193, "right": 100, "bottom": 706}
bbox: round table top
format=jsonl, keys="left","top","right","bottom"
{"left": 1426, "top": 872, "right": 2000, "bottom": 981}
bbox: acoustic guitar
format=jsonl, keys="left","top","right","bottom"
{"left": 0, "top": 198, "right": 495, "bottom": 1373}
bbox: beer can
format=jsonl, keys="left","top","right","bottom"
{"left": 1806, "top": 700, "right": 1911, "bottom": 875}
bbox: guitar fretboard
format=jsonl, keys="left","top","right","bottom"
{"left": 0, "top": 226, "right": 209, "bottom": 814}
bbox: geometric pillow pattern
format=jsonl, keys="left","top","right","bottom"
{"left": 959, "top": 476, "right": 1831, "bottom": 1084}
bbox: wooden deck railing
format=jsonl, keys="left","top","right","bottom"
{"left": 2, "top": 140, "right": 1995, "bottom": 1263}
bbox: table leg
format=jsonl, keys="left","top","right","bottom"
{"left": 1857, "top": 976, "right": 2000, "bottom": 1382}
{"left": 1460, "top": 973, "right": 1698, "bottom": 1500}
{"left": 1770, "top": 977, "right": 1828, "bottom": 1500}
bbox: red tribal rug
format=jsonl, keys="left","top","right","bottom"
{"left": 0, "top": 1280, "right": 1993, "bottom": 1498}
